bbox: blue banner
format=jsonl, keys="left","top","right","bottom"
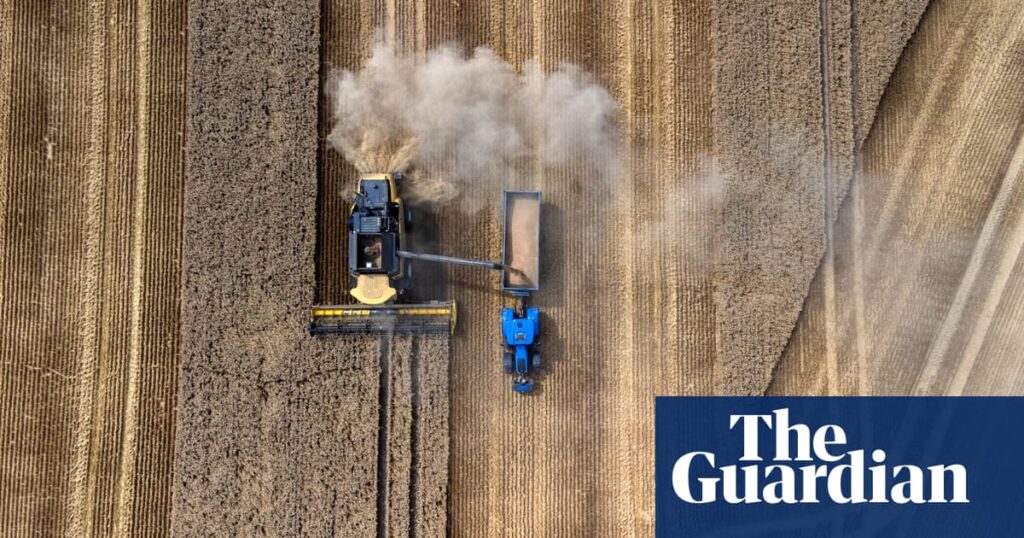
{"left": 655, "top": 397, "right": 1024, "bottom": 537}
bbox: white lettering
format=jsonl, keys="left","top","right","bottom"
{"left": 891, "top": 465, "right": 926, "bottom": 504}
{"left": 671, "top": 409, "right": 969, "bottom": 505}
{"left": 869, "top": 449, "right": 888, "bottom": 502}
{"left": 773, "top": 408, "right": 812, "bottom": 461}
{"left": 762, "top": 465, "right": 797, "bottom": 504}
{"left": 730, "top": 414, "right": 772, "bottom": 461}
{"left": 813, "top": 424, "right": 847, "bottom": 462}
{"left": 826, "top": 449, "right": 866, "bottom": 503}
{"left": 928, "top": 464, "right": 969, "bottom": 503}
{"left": 721, "top": 464, "right": 762, "bottom": 503}
{"left": 672, "top": 451, "right": 718, "bottom": 503}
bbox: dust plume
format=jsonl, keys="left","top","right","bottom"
{"left": 325, "top": 41, "right": 619, "bottom": 205}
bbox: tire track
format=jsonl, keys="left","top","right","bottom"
{"left": 112, "top": 0, "right": 153, "bottom": 533}
{"left": 817, "top": 0, "right": 840, "bottom": 395}
{"left": 129, "top": 1, "right": 186, "bottom": 533}
{"left": 861, "top": 0, "right": 982, "bottom": 269}
{"left": 69, "top": 0, "right": 106, "bottom": 533}
{"left": 963, "top": 235, "right": 1024, "bottom": 393}
{"left": 407, "top": 336, "right": 421, "bottom": 538}
{"left": 0, "top": 0, "right": 11, "bottom": 269}
{"left": 376, "top": 336, "right": 392, "bottom": 538}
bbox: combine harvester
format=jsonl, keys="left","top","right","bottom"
{"left": 309, "top": 173, "right": 543, "bottom": 392}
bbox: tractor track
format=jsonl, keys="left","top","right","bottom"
{"left": 376, "top": 336, "right": 391, "bottom": 538}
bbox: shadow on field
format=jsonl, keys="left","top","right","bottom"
{"left": 529, "top": 201, "right": 564, "bottom": 395}
{"left": 404, "top": 200, "right": 449, "bottom": 304}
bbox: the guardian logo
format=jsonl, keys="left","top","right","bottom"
{"left": 672, "top": 408, "right": 969, "bottom": 505}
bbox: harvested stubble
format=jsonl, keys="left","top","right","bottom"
{"left": 0, "top": 1, "right": 185, "bottom": 535}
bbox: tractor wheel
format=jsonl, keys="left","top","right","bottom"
{"left": 531, "top": 353, "right": 542, "bottom": 370}
{"left": 502, "top": 352, "right": 514, "bottom": 374}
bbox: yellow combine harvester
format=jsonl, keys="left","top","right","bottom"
{"left": 308, "top": 173, "right": 503, "bottom": 335}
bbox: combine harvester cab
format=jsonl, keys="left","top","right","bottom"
{"left": 346, "top": 173, "right": 406, "bottom": 305}
{"left": 500, "top": 191, "right": 542, "bottom": 393}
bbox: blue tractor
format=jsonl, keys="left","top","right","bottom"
{"left": 501, "top": 302, "right": 540, "bottom": 393}
{"left": 499, "top": 191, "right": 543, "bottom": 393}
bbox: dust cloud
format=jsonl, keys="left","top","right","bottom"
{"left": 325, "top": 41, "right": 619, "bottom": 206}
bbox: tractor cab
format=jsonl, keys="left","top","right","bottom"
{"left": 502, "top": 305, "right": 541, "bottom": 393}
